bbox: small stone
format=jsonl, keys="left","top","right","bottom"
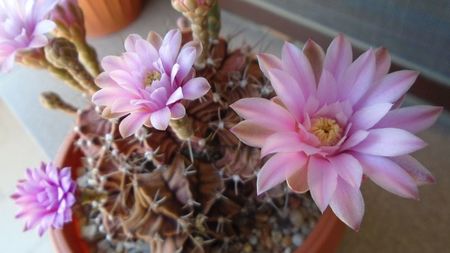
{"left": 249, "top": 235, "right": 258, "bottom": 245}
{"left": 271, "top": 231, "right": 282, "bottom": 242}
{"left": 282, "top": 236, "right": 292, "bottom": 247}
{"left": 292, "top": 233, "right": 304, "bottom": 246}
{"left": 283, "top": 248, "right": 292, "bottom": 253}
{"left": 242, "top": 243, "right": 253, "bottom": 253}
{"left": 289, "top": 210, "right": 304, "bottom": 227}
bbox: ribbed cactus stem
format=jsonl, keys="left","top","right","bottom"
{"left": 208, "top": 2, "right": 221, "bottom": 42}
{"left": 17, "top": 50, "right": 85, "bottom": 93}
{"left": 169, "top": 115, "right": 194, "bottom": 141}
{"left": 172, "top": 0, "right": 218, "bottom": 67}
{"left": 53, "top": 2, "right": 101, "bottom": 76}
{"left": 44, "top": 38, "right": 99, "bottom": 94}
{"left": 40, "top": 92, "right": 78, "bottom": 114}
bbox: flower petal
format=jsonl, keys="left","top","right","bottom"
{"left": 230, "top": 120, "right": 275, "bottom": 147}
{"left": 308, "top": 156, "right": 338, "bottom": 212}
{"left": 316, "top": 69, "right": 338, "bottom": 105}
{"left": 170, "top": 103, "right": 186, "bottom": 119}
{"left": 182, "top": 77, "right": 210, "bottom": 100}
{"left": 362, "top": 70, "right": 418, "bottom": 107}
{"left": 329, "top": 177, "right": 364, "bottom": 231}
{"left": 150, "top": 107, "right": 171, "bottom": 130}
{"left": 119, "top": 112, "right": 149, "bottom": 138}
{"left": 350, "top": 103, "right": 392, "bottom": 130}
{"left": 268, "top": 69, "right": 305, "bottom": 121}
{"left": 340, "top": 130, "right": 369, "bottom": 151}
{"left": 374, "top": 105, "right": 442, "bottom": 133}
{"left": 352, "top": 128, "right": 426, "bottom": 156}
{"left": 257, "top": 152, "right": 307, "bottom": 195}
{"left": 256, "top": 53, "right": 283, "bottom": 77}
{"left": 374, "top": 47, "right": 391, "bottom": 81}
{"left": 340, "top": 49, "right": 376, "bottom": 104}
{"left": 391, "top": 155, "right": 435, "bottom": 185}
{"left": 281, "top": 42, "right": 316, "bottom": 96}
{"left": 287, "top": 167, "right": 309, "bottom": 193}
{"left": 323, "top": 34, "right": 352, "bottom": 81}
{"left": 261, "top": 132, "right": 319, "bottom": 157}
{"left": 355, "top": 154, "right": 419, "bottom": 199}
{"left": 329, "top": 153, "right": 363, "bottom": 188}
{"left": 230, "top": 97, "right": 296, "bottom": 131}
{"left": 302, "top": 39, "right": 325, "bottom": 82}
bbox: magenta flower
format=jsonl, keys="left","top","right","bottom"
{"left": 11, "top": 162, "right": 76, "bottom": 236}
{"left": 0, "top": 0, "right": 57, "bottom": 72}
{"left": 92, "top": 29, "right": 210, "bottom": 137}
{"left": 231, "top": 35, "right": 441, "bottom": 230}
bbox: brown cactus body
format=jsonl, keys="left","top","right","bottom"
{"left": 73, "top": 31, "right": 321, "bottom": 253}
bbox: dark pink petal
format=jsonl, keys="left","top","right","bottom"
{"left": 355, "top": 154, "right": 419, "bottom": 199}
{"left": 374, "top": 105, "right": 442, "bottom": 133}
{"left": 362, "top": 70, "right": 418, "bottom": 107}
{"left": 391, "top": 155, "right": 435, "bottom": 185}
{"left": 159, "top": 29, "right": 182, "bottom": 72}
{"left": 287, "top": 167, "right": 309, "bottom": 193}
{"left": 176, "top": 46, "right": 196, "bottom": 82}
{"left": 119, "top": 111, "right": 149, "bottom": 137}
{"left": 281, "top": 42, "right": 316, "bottom": 96}
{"left": 170, "top": 103, "right": 186, "bottom": 119}
{"left": 261, "top": 132, "right": 319, "bottom": 157}
{"left": 230, "top": 120, "right": 275, "bottom": 147}
{"left": 340, "top": 130, "right": 369, "bottom": 151}
{"left": 329, "top": 153, "right": 363, "bottom": 188}
{"left": 329, "top": 177, "right": 364, "bottom": 231}
{"left": 268, "top": 69, "right": 305, "bottom": 121}
{"left": 167, "top": 86, "right": 184, "bottom": 105}
{"left": 150, "top": 107, "right": 171, "bottom": 130}
{"left": 181, "top": 77, "right": 210, "bottom": 100}
{"left": 323, "top": 34, "right": 353, "bottom": 81}
{"left": 340, "top": 49, "right": 376, "bottom": 104}
{"left": 316, "top": 70, "right": 338, "bottom": 105}
{"left": 257, "top": 152, "right": 307, "bottom": 195}
{"left": 350, "top": 103, "right": 392, "bottom": 130}
{"left": 256, "top": 53, "right": 283, "bottom": 77}
{"left": 308, "top": 156, "right": 338, "bottom": 212}
{"left": 302, "top": 39, "right": 325, "bottom": 82}
{"left": 230, "top": 98, "right": 296, "bottom": 131}
{"left": 352, "top": 128, "right": 426, "bottom": 156}
{"left": 374, "top": 47, "right": 391, "bottom": 81}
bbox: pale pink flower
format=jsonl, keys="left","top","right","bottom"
{"left": 0, "top": 0, "right": 57, "bottom": 72}
{"left": 231, "top": 35, "right": 441, "bottom": 230}
{"left": 11, "top": 162, "right": 76, "bottom": 236}
{"left": 92, "top": 29, "right": 210, "bottom": 137}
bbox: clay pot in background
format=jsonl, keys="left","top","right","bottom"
{"left": 78, "top": 0, "right": 143, "bottom": 37}
{"left": 50, "top": 134, "right": 345, "bottom": 253}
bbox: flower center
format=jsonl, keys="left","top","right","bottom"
{"left": 310, "top": 117, "right": 343, "bottom": 146}
{"left": 145, "top": 71, "right": 161, "bottom": 87}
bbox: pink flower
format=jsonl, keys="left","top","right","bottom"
{"left": 11, "top": 162, "right": 76, "bottom": 236}
{"left": 231, "top": 35, "right": 442, "bottom": 230}
{"left": 0, "top": 0, "right": 57, "bottom": 72}
{"left": 92, "top": 29, "right": 210, "bottom": 137}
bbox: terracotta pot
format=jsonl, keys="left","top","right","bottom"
{"left": 78, "top": 0, "right": 143, "bottom": 37}
{"left": 50, "top": 134, "right": 346, "bottom": 253}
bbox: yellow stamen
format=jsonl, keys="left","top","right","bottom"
{"left": 145, "top": 71, "right": 161, "bottom": 87}
{"left": 310, "top": 117, "right": 343, "bottom": 146}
